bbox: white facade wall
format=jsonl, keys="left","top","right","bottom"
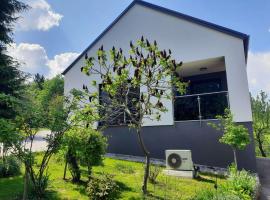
{"left": 64, "top": 4, "right": 252, "bottom": 125}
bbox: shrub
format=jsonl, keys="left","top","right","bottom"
{"left": 63, "top": 127, "right": 107, "bottom": 180}
{"left": 87, "top": 173, "right": 119, "bottom": 200}
{"left": 149, "top": 165, "right": 162, "bottom": 184}
{"left": 221, "top": 165, "right": 257, "bottom": 200}
{"left": 115, "top": 163, "right": 135, "bottom": 174}
{"left": 191, "top": 189, "right": 241, "bottom": 200}
{"left": 192, "top": 166, "right": 257, "bottom": 200}
{"left": 0, "top": 156, "right": 21, "bottom": 177}
{"left": 31, "top": 174, "right": 50, "bottom": 198}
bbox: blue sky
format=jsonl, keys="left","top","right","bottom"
{"left": 9, "top": 0, "right": 270, "bottom": 95}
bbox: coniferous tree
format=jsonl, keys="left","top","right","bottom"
{"left": 0, "top": 0, "right": 28, "bottom": 119}
{"left": 34, "top": 73, "right": 45, "bottom": 90}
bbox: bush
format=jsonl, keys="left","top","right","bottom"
{"left": 228, "top": 165, "right": 257, "bottom": 196}
{"left": 191, "top": 189, "right": 241, "bottom": 200}
{"left": 192, "top": 166, "right": 257, "bottom": 200}
{"left": 115, "top": 163, "right": 135, "bottom": 174}
{"left": 221, "top": 165, "right": 257, "bottom": 200}
{"left": 149, "top": 165, "right": 162, "bottom": 184}
{"left": 31, "top": 174, "right": 49, "bottom": 198}
{"left": 87, "top": 173, "right": 119, "bottom": 200}
{"left": 0, "top": 156, "right": 21, "bottom": 177}
{"left": 63, "top": 127, "right": 107, "bottom": 180}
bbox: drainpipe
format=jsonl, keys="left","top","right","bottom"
{"left": 226, "top": 92, "right": 230, "bottom": 109}
{"left": 197, "top": 96, "right": 202, "bottom": 127}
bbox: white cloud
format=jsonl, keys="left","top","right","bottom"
{"left": 47, "top": 53, "right": 79, "bottom": 77}
{"left": 7, "top": 43, "right": 49, "bottom": 75}
{"left": 17, "top": 0, "right": 63, "bottom": 31}
{"left": 7, "top": 43, "right": 78, "bottom": 78}
{"left": 247, "top": 51, "right": 270, "bottom": 96}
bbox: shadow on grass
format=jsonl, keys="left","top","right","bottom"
{"left": 145, "top": 193, "right": 165, "bottom": 200}
{"left": 116, "top": 180, "right": 132, "bottom": 192}
{"left": 45, "top": 190, "right": 63, "bottom": 200}
{"left": 0, "top": 176, "right": 24, "bottom": 200}
{"left": 195, "top": 175, "right": 215, "bottom": 184}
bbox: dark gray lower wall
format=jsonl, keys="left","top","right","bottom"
{"left": 103, "top": 120, "right": 257, "bottom": 172}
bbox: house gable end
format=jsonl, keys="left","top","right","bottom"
{"left": 62, "top": 0, "right": 249, "bottom": 75}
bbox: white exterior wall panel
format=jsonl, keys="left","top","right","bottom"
{"left": 64, "top": 4, "right": 252, "bottom": 124}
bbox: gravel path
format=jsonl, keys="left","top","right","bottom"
{"left": 257, "top": 158, "right": 270, "bottom": 200}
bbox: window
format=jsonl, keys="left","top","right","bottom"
{"left": 174, "top": 73, "right": 228, "bottom": 121}
{"left": 99, "top": 84, "right": 140, "bottom": 126}
{"left": 175, "top": 78, "right": 223, "bottom": 96}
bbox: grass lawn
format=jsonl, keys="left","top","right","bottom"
{"left": 0, "top": 154, "right": 225, "bottom": 200}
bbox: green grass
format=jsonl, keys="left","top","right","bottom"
{"left": 0, "top": 155, "right": 226, "bottom": 200}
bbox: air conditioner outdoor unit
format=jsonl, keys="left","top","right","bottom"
{"left": 165, "top": 150, "right": 193, "bottom": 171}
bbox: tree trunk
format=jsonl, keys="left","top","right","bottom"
{"left": 87, "top": 165, "right": 92, "bottom": 181}
{"left": 67, "top": 148, "right": 80, "bottom": 182}
{"left": 63, "top": 158, "right": 68, "bottom": 180}
{"left": 233, "top": 149, "right": 238, "bottom": 169}
{"left": 258, "top": 138, "right": 267, "bottom": 157}
{"left": 23, "top": 168, "right": 29, "bottom": 200}
{"left": 136, "top": 129, "right": 150, "bottom": 194}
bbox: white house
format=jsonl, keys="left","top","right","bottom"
{"left": 62, "top": 0, "right": 256, "bottom": 171}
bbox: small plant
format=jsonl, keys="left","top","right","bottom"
{"left": 0, "top": 156, "right": 21, "bottom": 177}
{"left": 115, "top": 163, "right": 135, "bottom": 174}
{"left": 191, "top": 189, "right": 242, "bottom": 200}
{"left": 149, "top": 165, "right": 162, "bottom": 184}
{"left": 209, "top": 109, "right": 250, "bottom": 168}
{"left": 87, "top": 173, "right": 120, "bottom": 200}
{"left": 192, "top": 166, "right": 257, "bottom": 200}
{"left": 31, "top": 173, "right": 50, "bottom": 198}
{"left": 221, "top": 165, "right": 257, "bottom": 200}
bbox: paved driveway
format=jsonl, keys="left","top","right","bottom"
{"left": 257, "top": 158, "right": 270, "bottom": 200}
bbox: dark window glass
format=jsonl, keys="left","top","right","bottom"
{"left": 99, "top": 84, "right": 139, "bottom": 126}
{"left": 200, "top": 92, "right": 228, "bottom": 119}
{"left": 174, "top": 96, "right": 199, "bottom": 121}
{"left": 174, "top": 75, "right": 228, "bottom": 121}
{"left": 174, "top": 78, "right": 223, "bottom": 96}
{"left": 190, "top": 79, "right": 222, "bottom": 94}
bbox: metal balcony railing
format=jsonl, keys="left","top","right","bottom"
{"left": 174, "top": 91, "right": 229, "bottom": 122}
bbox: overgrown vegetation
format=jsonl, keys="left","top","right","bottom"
{"left": 251, "top": 91, "right": 270, "bottom": 157}
{"left": 192, "top": 165, "right": 257, "bottom": 200}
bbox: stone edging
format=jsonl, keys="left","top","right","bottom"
{"left": 253, "top": 175, "right": 261, "bottom": 200}
{"left": 105, "top": 153, "right": 227, "bottom": 175}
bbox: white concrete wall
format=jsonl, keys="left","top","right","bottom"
{"left": 64, "top": 3, "right": 252, "bottom": 124}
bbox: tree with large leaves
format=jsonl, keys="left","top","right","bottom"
{"left": 81, "top": 37, "right": 187, "bottom": 194}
